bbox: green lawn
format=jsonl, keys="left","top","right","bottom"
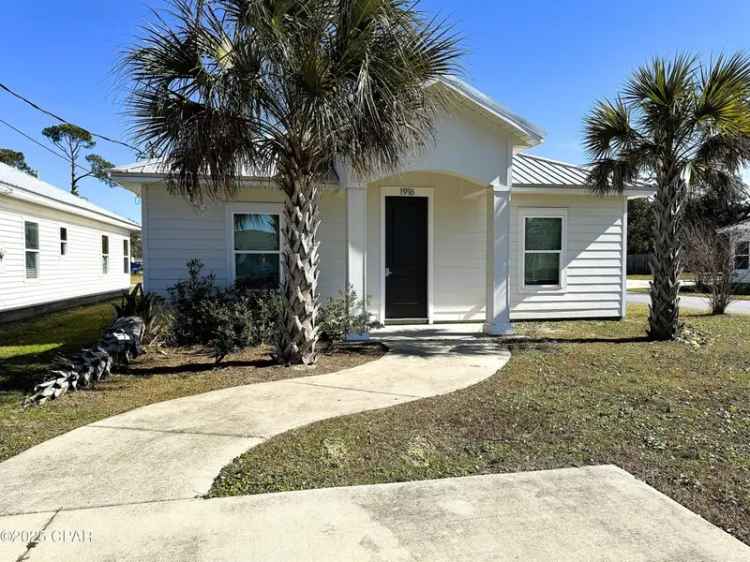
{"left": 211, "top": 305, "right": 750, "bottom": 546}
{"left": 0, "top": 302, "right": 118, "bottom": 390}
{"left": 0, "top": 301, "right": 383, "bottom": 463}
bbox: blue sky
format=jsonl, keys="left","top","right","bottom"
{"left": 1, "top": 0, "right": 749, "bottom": 223}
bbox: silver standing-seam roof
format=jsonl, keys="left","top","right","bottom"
{"left": 0, "top": 163, "right": 140, "bottom": 231}
{"left": 512, "top": 153, "right": 590, "bottom": 187}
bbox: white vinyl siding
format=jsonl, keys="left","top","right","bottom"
{"left": 141, "top": 184, "right": 346, "bottom": 299}
{"left": 0, "top": 197, "right": 132, "bottom": 313}
{"left": 139, "top": 183, "right": 626, "bottom": 323}
{"left": 510, "top": 193, "right": 626, "bottom": 320}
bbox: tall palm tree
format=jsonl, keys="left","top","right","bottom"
{"left": 123, "top": 0, "right": 460, "bottom": 364}
{"left": 584, "top": 54, "right": 750, "bottom": 340}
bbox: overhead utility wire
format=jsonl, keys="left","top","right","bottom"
{"left": 0, "top": 82, "right": 140, "bottom": 153}
{"left": 0, "top": 118, "right": 96, "bottom": 176}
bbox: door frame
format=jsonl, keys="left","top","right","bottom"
{"left": 379, "top": 186, "right": 434, "bottom": 324}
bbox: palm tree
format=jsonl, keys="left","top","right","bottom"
{"left": 122, "top": 0, "right": 460, "bottom": 364}
{"left": 583, "top": 54, "right": 750, "bottom": 340}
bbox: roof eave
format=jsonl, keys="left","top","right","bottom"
{"left": 435, "top": 77, "right": 545, "bottom": 148}
{"left": 512, "top": 184, "right": 656, "bottom": 197}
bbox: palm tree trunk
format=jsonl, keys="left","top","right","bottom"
{"left": 278, "top": 176, "right": 321, "bottom": 364}
{"left": 648, "top": 176, "right": 686, "bottom": 340}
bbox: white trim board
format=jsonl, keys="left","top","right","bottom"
{"left": 518, "top": 207, "right": 568, "bottom": 294}
{"left": 224, "top": 202, "right": 285, "bottom": 286}
{"left": 379, "top": 187, "right": 435, "bottom": 324}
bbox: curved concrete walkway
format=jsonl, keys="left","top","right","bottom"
{"left": 0, "top": 334, "right": 508, "bottom": 517}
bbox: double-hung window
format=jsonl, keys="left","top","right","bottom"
{"left": 522, "top": 212, "right": 565, "bottom": 288}
{"left": 231, "top": 207, "right": 282, "bottom": 290}
{"left": 102, "top": 235, "right": 109, "bottom": 274}
{"left": 25, "top": 221, "right": 39, "bottom": 279}
{"left": 736, "top": 240, "right": 750, "bottom": 271}
{"left": 123, "top": 239, "right": 130, "bottom": 274}
{"left": 60, "top": 227, "right": 68, "bottom": 256}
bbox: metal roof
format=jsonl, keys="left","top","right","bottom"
{"left": 438, "top": 76, "right": 545, "bottom": 146}
{"left": 0, "top": 163, "right": 140, "bottom": 230}
{"left": 110, "top": 158, "right": 279, "bottom": 179}
{"left": 512, "top": 153, "right": 590, "bottom": 187}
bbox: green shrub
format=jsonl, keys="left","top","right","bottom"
{"left": 167, "top": 259, "right": 220, "bottom": 345}
{"left": 319, "top": 286, "right": 371, "bottom": 343}
{"left": 204, "top": 298, "right": 254, "bottom": 363}
{"left": 166, "top": 260, "right": 284, "bottom": 358}
{"left": 114, "top": 283, "right": 167, "bottom": 343}
{"left": 245, "top": 290, "right": 283, "bottom": 347}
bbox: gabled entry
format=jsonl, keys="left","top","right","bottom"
{"left": 382, "top": 189, "right": 432, "bottom": 321}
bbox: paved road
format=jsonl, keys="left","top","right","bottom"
{"left": 628, "top": 291, "right": 750, "bottom": 315}
{"left": 3, "top": 466, "right": 747, "bottom": 561}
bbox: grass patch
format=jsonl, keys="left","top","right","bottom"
{"left": 210, "top": 305, "right": 750, "bottom": 545}
{"left": 0, "top": 302, "right": 384, "bottom": 463}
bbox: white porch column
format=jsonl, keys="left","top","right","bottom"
{"left": 485, "top": 150, "right": 514, "bottom": 335}
{"left": 346, "top": 185, "right": 368, "bottom": 339}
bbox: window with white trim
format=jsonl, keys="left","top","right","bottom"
{"left": 736, "top": 240, "right": 750, "bottom": 271}
{"left": 102, "top": 235, "right": 109, "bottom": 274}
{"left": 60, "top": 227, "right": 68, "bottom": 256}
{"left": 232, "top": 212, "right": 281, "bottom": 289}
{"left": 523, "top": 216, "right": 564, "bottom": 287}
{"left": 123, "top": 239, "right": 130, "bottom": 274}
{"left": 25, "top": 221, "right": 39, "bottom": 279}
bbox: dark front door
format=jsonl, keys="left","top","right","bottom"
{"left": 385, "top": 196, "right": 428, "bottom": 319}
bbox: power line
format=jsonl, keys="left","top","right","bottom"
{"left": 0, "top": 118, "right": 96, "bottom": 177}
{"left": 0, "top": 82, "right": 141, "bottom": 153}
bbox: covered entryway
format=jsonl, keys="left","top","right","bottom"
{"left": 385, "top": 195, "right": 429, "bottom": 321}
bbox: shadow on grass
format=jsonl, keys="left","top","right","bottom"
{"left": 502, "top": 335, "right": 651, "bottom": 352}
{"left": 122, "top": 358, "right": 277, "bottom": 376}
{"left": 0, "top": 348, "right": 74, "bottom": 393}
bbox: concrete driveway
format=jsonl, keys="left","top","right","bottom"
{"left": 3, "top": 466, "right": 747, "bottom": 561}
{"left": 0, "top": 335, "right": 508, "bottom": 518}
{"left": 628, "top": 292, "right": 750, "bottom": 315}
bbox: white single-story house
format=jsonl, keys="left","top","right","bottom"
{"left": 110, "top": 77, "right": 653, "bottom": 333}
{"left": 0, "top": 163, "right": 140, "bottom": 322}
{"left": 719, "top": 219, "right": 750, "bottom": 283}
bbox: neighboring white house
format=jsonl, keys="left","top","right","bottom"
{"left": 110, "top": 77, "right": 653, "bottom": 333}
{"left": 720, "top": 219, "right": 750, "bottom": 283}
{"left": 0, "top": 163, "right": 140, "bottom": 322}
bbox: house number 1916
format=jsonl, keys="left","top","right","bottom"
{"left": 400, "top": 188, "right": 416, "bottom": 196}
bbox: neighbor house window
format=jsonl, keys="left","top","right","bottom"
{"left": 25, "top": 221, "right": 39, "bottom": 279}
{"left": 736, "top": 240, "right": 750, "bottom": 271}
{"left": 60, "top": 227, "right": 67, "bottom": 256}
{"left": 102, "top": 235, "right": 109, "bottom": 274}
{"left": 523, "top": 215, "right": 564, "bottom": 287}
{"left": 123, "top": 239, "right": 130, "bottom": 274}
{"left": 232, "top": 211, "right": 281, "bottom": 289}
